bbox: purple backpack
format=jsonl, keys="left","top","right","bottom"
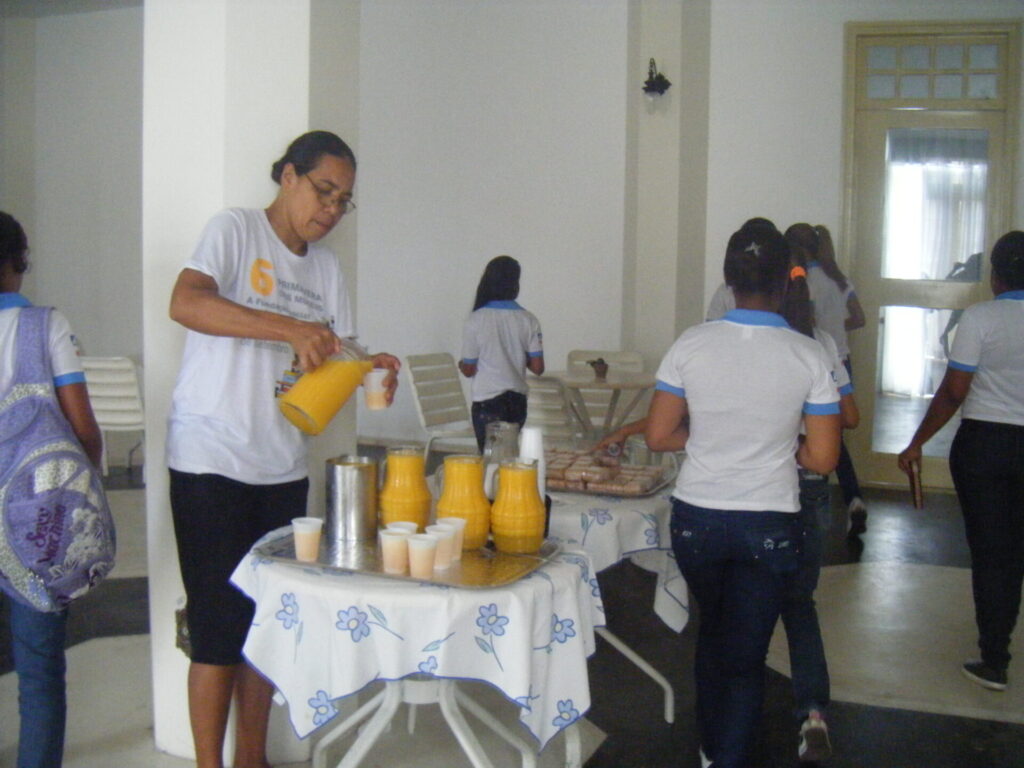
{"left": 0, "top": 306, "right": 115, "bottom": 612}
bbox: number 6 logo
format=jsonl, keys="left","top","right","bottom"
{"left": 250, "top": 258, "right": 274, "bottom": 296}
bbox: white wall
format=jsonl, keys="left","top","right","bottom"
{"left": 703, "top": 0, "right": 1024, "bottom": 306}
{"left": 23, "top": 7, "right": 142, "bottom": 359}
{"left": 353, "top": 0, "right": 630, "bottom": 442}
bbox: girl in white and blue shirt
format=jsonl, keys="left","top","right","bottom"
{"left": 647, "top": 227, "right": 840, "bottom": 768}
{"left": 459, "top": 256, "right": 544, "bottom": 451}
{"left": 899, "top": 230, "right": 1024, "bottom": 692}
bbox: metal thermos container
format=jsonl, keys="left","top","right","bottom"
{"left": 325, "top": 455, "right": 378, "bottom": 543}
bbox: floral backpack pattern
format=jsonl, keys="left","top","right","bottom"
{"left": 0, "top": 306, "right": 115, "bottom": 612}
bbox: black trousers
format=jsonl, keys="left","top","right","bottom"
{"left": 471, "top": 390, "right": 527, "bottom": 452}
{"left": 949, "top": 418, "right": 1024, "bottom": 671}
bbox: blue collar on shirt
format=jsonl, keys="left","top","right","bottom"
{"left": 722, "top": 308, "right": 790, "bottom": 328}
{"left": 807, "top": 260, "right": 821, "bottom": 269}
{"left": 482, "top": 300, "right": 522, "bottom": 310}
{"left": 996, "top": 289, "right": 1024, "bottom": 301}
{"left": 0, "top": 293, "right": 32, "bottom": 310}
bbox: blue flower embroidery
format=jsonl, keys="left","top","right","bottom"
{"left": 275, "top": 593, "right": 299, "bottom": 630}
{"left": 589, "top": 508, "right": 612, "bottom": 525}
{"left": 552, "top": 699, "right": 579, "bottom": 729}
{"left": 475, "top": 604, "right": 509, "bottom": 671}
{"left": 551, "top": 615, "right": 576, "bottom": 644}
{"left": 308, "top": 690, "right": 338, "bottom": 726}
{"left": 643, "top": 512, "right": 660, "bottom": 546}
{"left": 336, "top": 606, "right": 371, "bottom": 642}
{"left": 419, "top": 655, "right": 438, "bottom": 674}
{"left": 476, "top": 603, "right": 509, "bottom": 637}
{"left": 589, "top": 577, "right": 601, "bottom": 597}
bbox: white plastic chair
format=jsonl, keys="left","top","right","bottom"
{"left": 525, "top": 375, "right": 579, "bottom": 446}
{"left": 566, "top": 349, "right": 647, "bottom": 436}
{"left": 80, "top": 356, "right": 145, "bottom": 476}
{"left": 405, "top": 353, "right": 478, "bottom": 463}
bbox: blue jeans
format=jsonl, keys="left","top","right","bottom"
{"left": 949, "top": 418, "right": 1024, "bottom": 672}
{"left": 471, "top": 390, "right": 527, "bottom": 452}
{"left": 671, "top": 500, "right": 802, "bottom": 768}
{"left": 836, "top": 358, "right": 863, "bottom": 505}
{"left": 780, "top": 473, "right": 831, "bottom": 722}
{"left": 8, "top": 598, "right": 68, "bottom": 768}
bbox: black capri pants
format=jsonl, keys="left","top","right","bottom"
{"left": 169, "top": 469, "right": 309, "bottom": 665}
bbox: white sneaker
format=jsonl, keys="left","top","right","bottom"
{"left": 847, "top": 496, "right": 867, "bottom": 535}
{"left": 798, "top": 710, "right": 832, "bottom": 762}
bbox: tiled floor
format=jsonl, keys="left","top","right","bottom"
{"left": 3, "top": 470, "right": 1024, "bottom": 767}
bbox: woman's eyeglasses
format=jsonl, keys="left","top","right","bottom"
{"left": 302, "top": 174, "right": 356, "bottom": 215}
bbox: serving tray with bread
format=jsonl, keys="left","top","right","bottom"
{"left": 545, "top": 448, "right": 674, "bottom": 497}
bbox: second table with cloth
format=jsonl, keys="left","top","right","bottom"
{"left": 230, "top": 529, "right": 605, "bottom": 767}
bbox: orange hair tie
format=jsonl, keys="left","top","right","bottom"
{"left": 790, "top": 266, "right": 807, "bottom": 280}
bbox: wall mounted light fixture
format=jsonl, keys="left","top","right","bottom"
{"left": 642, "top": 58, "right": 672, "bottom": 97}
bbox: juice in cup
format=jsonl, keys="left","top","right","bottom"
{"left": 279, "top": 357, "right": 373, "bottom": 435}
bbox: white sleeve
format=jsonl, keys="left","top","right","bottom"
{"left": 184, "top": 209, "right": 244, "bottom": 293}
{"left": 48, "top": 309, "right": 84, "bottom": 384}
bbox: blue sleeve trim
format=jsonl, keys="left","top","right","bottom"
{"left": 803, "top": 401, "right": 840, "bottom": 415}
{"left": 54, "top": 371, "right": 86, "bottom": 388}
{"left": 655, "top": 380, "right": 686, "bottom": 398}
{"left": 838, "top": 383, "right": 854, "bottom": 396}
{"left": 527, "top": 351, "right": 543, "bottom": 358}
{"left": 462, "top": 358, "right": 478, "bottom": 366}
{"left": 948, "top": 359, "right": 977, "bottom": 373}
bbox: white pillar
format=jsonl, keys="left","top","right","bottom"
{"left": 143, "top": 0, "right": 331, "bottom": 761}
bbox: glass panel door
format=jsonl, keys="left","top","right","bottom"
{"left": 848, "top": 110, "right": 1004, "bottom": 489}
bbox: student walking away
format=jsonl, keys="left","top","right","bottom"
{"left": 778, "top": 237, "right": 860, "bottom": 762}
{"left": 1, "top": 211, "right": 106, "bottom": 768}
{"left": 898, "top": 231, "right": 1024, "bottom": 693}
{"left": 166, "top": 131, "right": 399, "bottom": 768}
{"left": 792, "top": 223, "right": 867, "bottom": 534}
{"left": 647, "top": 225, "right": 840, "bottom": 768}
{"left": 459, "top": 256, "right": 544, "bottom": 451}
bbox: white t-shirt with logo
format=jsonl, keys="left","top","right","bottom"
{"left": 948, "top": 291, "right": 1024, "bottom": 426}
{"left": 655, "top": 309, "right": 840, "bottom": 512}
{"left": 166, "top": 208, "right": 354, "bottom": 484}
{"left": 460, "top": 301, "right": 543, "bottom": 402}
{"left": 0, "top": 294, "right": 84, "bottom": 390}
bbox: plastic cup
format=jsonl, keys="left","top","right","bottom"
{"left": 425, "top": 525, "right": 456, "bottom": 570}
{"left": 379, "top": 529, "right": 410, "bottom": 574}
{"left": 291, "top": 517, "right": 323, "bottom": 562}
{"left": 363, "top": 368, "right": 389, "bottom": 411}
{"left": 434, "top": 517, "right": 467, "bottom": 560}
{"left": 385, "top": 521, "right": 420, "bottom": 534}
{"left": 407, "top": 534, "right": 439, "bottom": 579}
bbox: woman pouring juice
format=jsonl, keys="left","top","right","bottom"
{"left": 166, "top": 131, "right": 398, "bottom": 768}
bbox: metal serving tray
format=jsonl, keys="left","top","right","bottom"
{"left": 255, "top": 533, "right": 561, "bottom": 589}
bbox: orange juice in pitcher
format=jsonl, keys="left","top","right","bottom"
{"left": 378, "top": 447, "right": 432, "bottom": 531}
{"left": 490, "top": 460, "right": 546, "bottom": 554}
{"left": 436, "top": 454, "right": 491, "bottom": 550}
{"left": 279, "top": 341, "right": 373, "bottom": 435}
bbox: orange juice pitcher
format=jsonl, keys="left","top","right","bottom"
{"left": 378, "top": 447, "right": 432, "bottom": 531}
{"left": 490, "top": 460, "right": 546, "bottom": 554}
{"left": 279, "top": 340, "right": 373, "bottom": 435}
{"left": 436, "top": 455, "right": 491, "bottom": 550}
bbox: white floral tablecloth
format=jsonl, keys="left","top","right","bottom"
{"left": 546, "top": 488, "right": 689, "bottom": 632}
{"left": 230, "top": 529, "right": 604, "bottom": 749}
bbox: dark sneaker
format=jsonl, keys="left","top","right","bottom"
{"left": 847, "top": 497, "right": 867, "bottom": 536}
{"left": 798, "top": 710, "right": 832, "bottom": 762}
{"left": 962, "top": 660, "right": 1007, "bottom": 691}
